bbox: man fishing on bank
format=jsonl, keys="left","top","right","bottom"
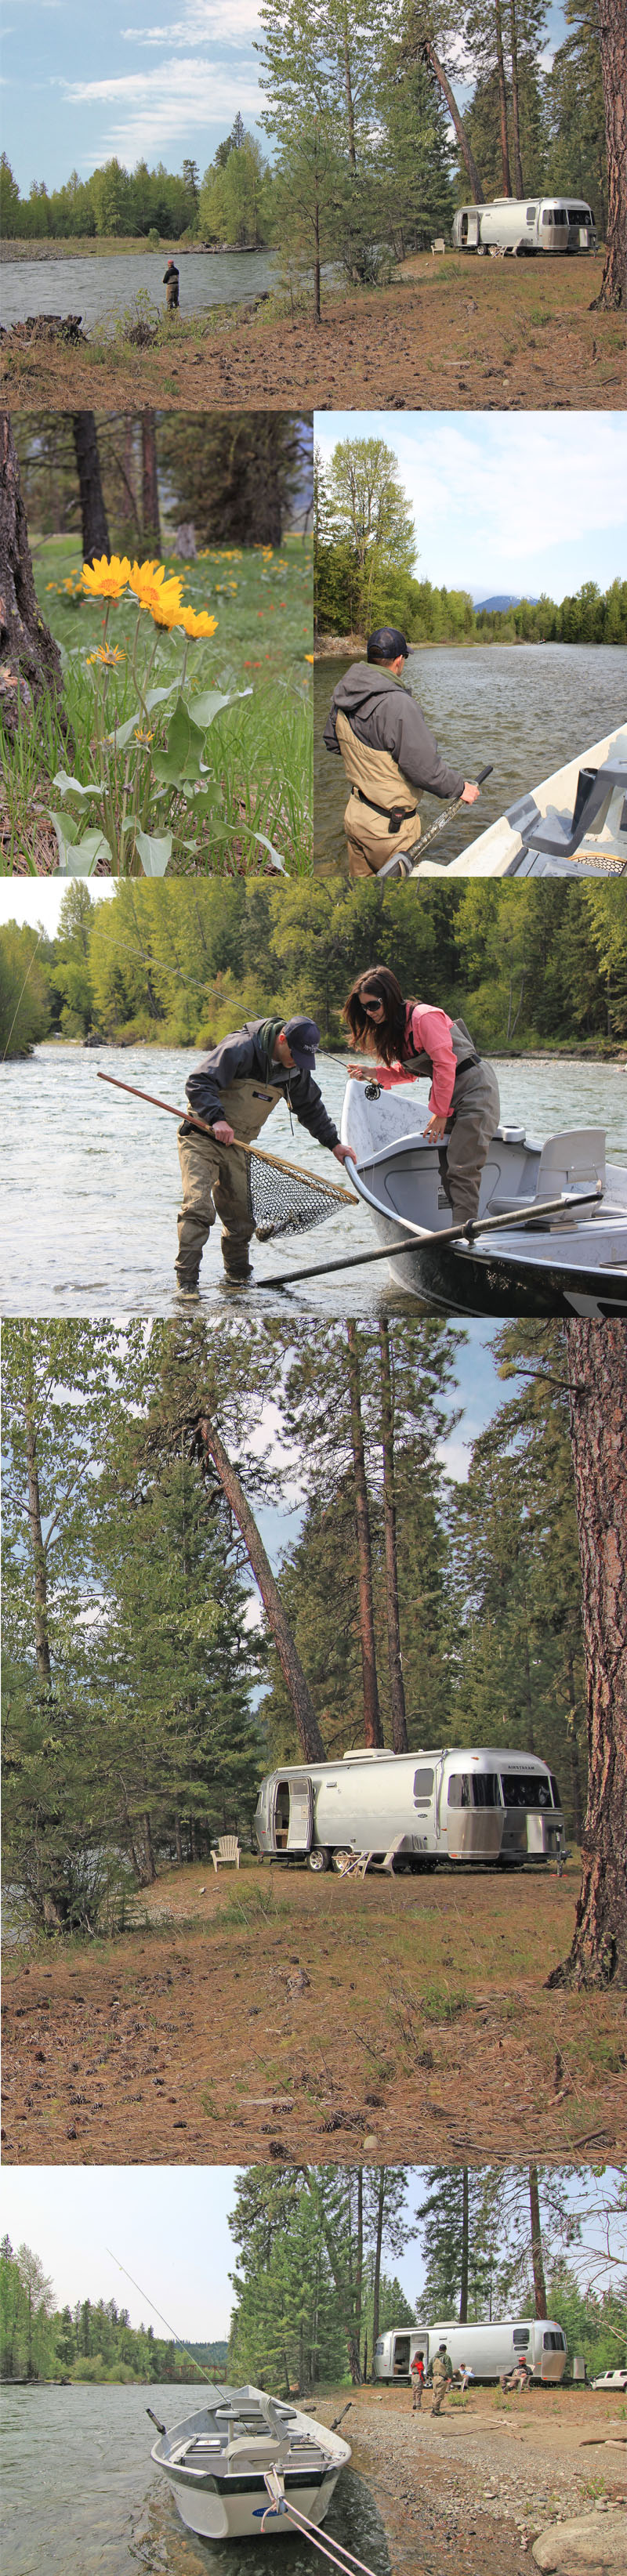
{"left": 324, "top": 627, "right": 480, "bottom": 879}
{"left": 176, "top": 1016, "right": 356, "bottom": 1291}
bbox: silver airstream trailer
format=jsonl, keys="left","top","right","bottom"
{"left": 452, "top": 197, "right": 596, "bottom": 255}
{"left": 373, "top": 2318, "right": 567, "bottom": 2384}
{"left": 253, "top": 1746, "right": 564, "bottom": 1872}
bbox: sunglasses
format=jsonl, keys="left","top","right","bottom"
{"left": 360, "top": 993, "right": 385, "bottom": 1015}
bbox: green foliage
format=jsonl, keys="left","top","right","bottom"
{"left": 0, "top": 2238, "right": 223, "bottom": 2382}
{"left": 199, "top": 130, "right": 273, "bottom": 246}
{"left": 228, "top": 2165, "right": 415, "bottom": 2386}
{"left": 0, "top": 923, "right": 52, "bottom": 1055}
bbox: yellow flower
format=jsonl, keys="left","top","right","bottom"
{"left": 304, "top": 653, "right": 314, "bottom": 664}
{"left": 177, "top": 606, "right": 219, "bottom": 639}
{"left": 133, "top": 727, "right": 154, "bottom": 743}
{"left": 82, "top": 555, "right": 132, "bottom": 601}
{"left": 129, "top": 559, "right": 184, "bottom": 624}
{"left": 85, "top": 643, "right": 126, "bottom": 668}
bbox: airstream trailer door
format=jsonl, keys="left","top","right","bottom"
{"left": 467, "top": 212, "right": 480, "bottom": 245}
{"left": 271, "top": 1774, "right": 314, "bottom": 1854}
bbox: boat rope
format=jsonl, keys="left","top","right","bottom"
{"left": 262, "top": 2473, "right": 378, "bottom": 2576}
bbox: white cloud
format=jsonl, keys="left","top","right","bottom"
{"left": 316, "top": 414, "right": 627, "bottom": 589}
{"left": 62, "top": 52, "right": 263, "bottom": 160}
{"left": 122, "top": 0, "right": 260, "bottom": 41}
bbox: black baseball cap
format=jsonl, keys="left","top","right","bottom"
{"left": 282, "top": 1016, "right": 321, "bottom": 1072}
{"left": 367, "top": 627, "right": 410, "bottom": 662}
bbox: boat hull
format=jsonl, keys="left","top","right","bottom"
{"left": 165, "top": 2461, "right": 342, "bottom": 2540}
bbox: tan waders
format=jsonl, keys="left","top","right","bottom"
{"left": 430, "top": 2362, "right": 449, "bottom": 2416}
{"left": 440, "top": 1059, "right": 502, "bottom": 1226}
{"left": 176, "top": 1077, "right": 277, "bottom": 1286}
{"left": 335, "top": 712, "right": 421, "bottom": 879}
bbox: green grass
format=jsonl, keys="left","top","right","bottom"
{"left": 2, "top": 532, "right": 313, "bottom": 876}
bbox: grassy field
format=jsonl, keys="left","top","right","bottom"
{"left": 3, "top": 1857, "right": 625, "bottom": 2167}
{"left": 2, "top": 532, "right": 313, "bottom": 874}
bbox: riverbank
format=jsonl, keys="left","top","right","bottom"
{"left": 0, "top": 237, "right": 266, "bottom": 260}
{"left": 3, "top": 1858, "right": 626, "bottom": 2166}
{"left": 2, "top": 256, "right": 622, "bottom": 411}
{"left": 326, "top": 2387, "right": 627, "bottom": 2576}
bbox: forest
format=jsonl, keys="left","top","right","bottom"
{"left": 1, "top": 1313, "right": 595, "bottom": 1939}
{"left": 2, "top": 877, "right": 626, "bottom": 1062}
{"left": 314, "top": 437, "right": 627, "bottom": 645}
{"left": 2, "top": 2165, "right": 625, "bottom": 2386}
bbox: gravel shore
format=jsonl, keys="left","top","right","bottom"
{"left": 315, "top": 2392, "right": 627, "bottom": 2576}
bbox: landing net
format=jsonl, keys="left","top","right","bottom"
{"left": 244, "top": 1146, "right": 355, "bottom": 1243}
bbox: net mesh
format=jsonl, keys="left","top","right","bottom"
{"left": 245, "top": 1149, "right": 354, "bottom": 1242}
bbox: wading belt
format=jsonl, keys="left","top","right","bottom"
{"left": 355, "top": 785, "right": 417, "bottom": 834}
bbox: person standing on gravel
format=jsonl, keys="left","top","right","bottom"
{"left": 411, "top": 2352, "right": 426, "bottom": 2411}
{"left": 176, "top": 1014, "right": 356, "bottom": 1290}
{"left": 430, "top": 2345, "right": 453, "bottom": 2415}
{"left": 342, "top": 964, "right": 500, "bottom": 1228}
{"left": 324, "top": 627, "right": 480, "bottom": 878}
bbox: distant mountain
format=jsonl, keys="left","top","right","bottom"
{"left": 473, "top": 593, "right": 539, "bottom": 611}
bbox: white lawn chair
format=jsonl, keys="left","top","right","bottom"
{"left": 211, "top": 1834, "right": 241, "bottom": 1871}
{"left": 430, "top": 237, "right": 446, "bottom": 256}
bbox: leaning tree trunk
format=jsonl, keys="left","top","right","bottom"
{"left": 591, "top": 0, "right": 626, "bottom": 308}
{"left": 197, "top": 1413, "right": 326, "bottom": 1764}
{"left": 528, "top": 2166, "right": 548, "bottom": 2317}
{"left": 71, "top": 413, "right": 111, "bottom": 566}
{"left": 495, "top": 0, "right": 513, "bottom": 194}
{"left": 422, "top": 40, "right": 485, "bottom": 201}
{"left": 548, "top": 1322, "right": 627, "bottom": 1988}
{"left": 0, "top": 413, "right": 67, "bottom": 743}
{"left": 346, "top": 1324, "right": 383, "bottom": 1746}
{"left": 509, "top": 0, "right": 524, "bottom": 195}
{"left": 379, "top": 1322, "right": 408, "bottom": 1753}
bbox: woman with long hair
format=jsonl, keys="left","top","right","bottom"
{"left": 341, "top": 966, "right": 500, "bottom": 1225}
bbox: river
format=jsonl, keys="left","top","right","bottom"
{"left": 0, "top": 2383, "right": 390, "bottom": 2576}
{"left": 1, "top": 1043, "right": 625, "bottom": 1319}
{"left": 0, "top": 251, "right": 277, "bottom": 327}
{"left": 314, "top": 645, "right": 627, "bottom": 873}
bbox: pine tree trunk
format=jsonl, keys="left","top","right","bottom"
{"left": 71, "top": 413, "right": 111, "bottom": 566}
{"left": 346, "top": 1325, "right": 382, "bottom": 1746}
{"left": 379, "top": 1323, "right": 408, "bottom": 1753}
{"left": 422, "top": 43, "right": 485, "bottom": 201}
{"left": 0, "top": 413, "right": 67, "bottom": 743}
{"left": 371, "top": 2170, "right": 386, "bottom": 2368}
{"left": 459, "top": 2169, "right": 469, "bottom": 2323}
{"left": 141, "top": 411, "right": 161, "bottom": 554}
{"left": 198, "top": 1415, "right": 326, "bottom": 1763}
{"left": 591, "top": 0, "right": 626, "bottom": 307}
{"left": 25, "top": 1405, "right": 53, "bottom": 1687}
{"left": 509, "top": 0, "right": 524, "bottom": 194}
{"left": 548, "top": 1323, "right": 627, "bottom": 1986}
{"left": 528, "top": 2166, "right": 548, "bottom": 2316}
{"left": 342, "top": 2, "right": 357, "bottom": 168}
{"left": 495, "top": 0, "right": 513, "bottom": 194}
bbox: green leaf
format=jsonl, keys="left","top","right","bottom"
{"left": 190, "top": 687, "right": 234, "bottom": 729}
{"left": 151, "top": 694, "right": 206, "bottom": 786}
{"left": 52, "top": 770, "right": 107, "bottom": 801}
{"left": 143, "top": 682, "right": 180, "bottom": 714}
{"left": 107, "top": 708, "right": 143, "bottom": 749}
{"left": 135, "top": 829, "right": 172, "bottom": 876}
{"left": 250, "top": 831, "right": 287, "bottom": 873}
{"left": 49, "top": 814, "right": 113, "bottom": 874}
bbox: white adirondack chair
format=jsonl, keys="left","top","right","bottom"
{"left": 211, "top": 1834, "right": 241, "bottom": 1871}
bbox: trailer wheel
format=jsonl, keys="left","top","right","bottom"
{"left": 308, "top": 1847, "right": 330, "bottom": 1873}
{"left": 332, "top": 1849, "right": 352, "bottom": 1872}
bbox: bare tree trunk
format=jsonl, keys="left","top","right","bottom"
{"left": 141, "top": 411, "right": 161, "bottom": 554}
{"left": 0, "top": 413, "right": 67, "bottom": 743}
{"left": 459, "top": 2168, "right": 469, "bottom": 2323}
{"left": 509, "top": 0, "right": 524, "bottom": 194}
{"left": 549, "top": 1323, "right": 627, "bottom": 1987}
{"left": 355, "top": 2168, "right": 364, "bottom": 2371}
{"left": 342, "top": 1, "right": 357, "bottom": 168}
{"left": 591, "top": 0, "right": 626, "bottom": 308}
{"left": 197, "top": 1415, "right": 326, "bottom": 1763}
{"left": 422, "top": 42, "right": 485, "bottom": 201}
{"left": 495, "top": 0, "right": 513, "bottom": 194}
{"left": 25, "top": 1408, "right": 53, "bottom": 1687}
{"left": 71, "top": 413, "right": 111, "bottom": 566}
{"left": 346, "top": 1325, "right": 382, "bottom": 1746}
{"left": 143, "top": 1809, "right": 157, "bottom": 1884}
{"left": 371, "top": 2169, "right": 386, "bottom": 2369}
{"left": 566, "top": 1647, "right": 585, "bottom": 1842}
{"left": 528, "top": 2166, "right": 548, "bottom": 2317}
{"left": 379, "top": 1323, "right": 408, "bottom": 1753}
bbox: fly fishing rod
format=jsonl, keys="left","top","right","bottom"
{"left": 96, "top": 1068, "right": 357, "bottom": 1202}
{"left": 377, "top": 765, "right": 494, "bottom": 881}
{"left": 105, "top": 2246, "right": 224, "bottom": 2401}
{"left": 252, "top": 1184, "right": 603, "bottom": 1292}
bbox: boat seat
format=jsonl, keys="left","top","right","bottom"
{"left": 487, "top": 1127, "right": 605, "bottom": 1220}
{"left": 517, "top": 759, "right": 627, "bottom": 862}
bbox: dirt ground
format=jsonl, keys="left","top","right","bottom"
{"left": 1, "top": 256, "right": 625, "bottom": 414}
{"left": 2, "top": 1861, "right": 625, "bottom": 2166}
{"left": 316, "top": 2386, "right": 627, "bottom": 2576}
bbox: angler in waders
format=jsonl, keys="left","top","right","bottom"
{"left": 342, "top": 965, "right": 500, "bottom": 1227}
{"left": 176, "top": 1016, "right": 356, "bottom": 1291}
{"left": 324, "top": 626, "right": 480, "bottom": 878}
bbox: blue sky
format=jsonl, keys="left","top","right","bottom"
{"left": 3, "top": 0, "right": 575, "bottom": 197}
{"left": 315, "top": 414, "right": 627, "bottom": 602}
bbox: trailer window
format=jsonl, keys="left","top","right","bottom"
{"left": 413, "top": 1767, "right": 434, "bottom": 1801}
{"left": 543, "top": 2330, "right": 564, "bottom": 2350}
{"left": 375, "top": 2339, "right": 384, "bottom": 2356}
{"left": 500, "top": 1774, "right": 553, "bottom": 1808}
{"left": 448, "top": 1773, "right": 470, "bottom": 1807}
{"left": 542, "top": 206, "right": 567, "bottom": 224}
{"left": 513, "top": 2328, "right": 531, "bottom": 2348}
{"left": 549, "top": 1776, "right": 561, "bottom": 1809}
{"left": 471, "top": 1774, "right": 500, "bottom": 1807}
{"left": 526, "top": 205, "right": 536, "bottom": 222}
{"left": 568, "top": 207, "right": 591, "bottom": 225}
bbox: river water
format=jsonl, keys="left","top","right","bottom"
{"left": 0, "top": 251, "right": 277, "bottom": 327}
{"left": 1, "top": 1043, "right": 625, "bottom": 1319}
{"left": 0, "top": 2383, "right": 390, "bottom": 2576}
{"left": 314, "top": 645, "right": 627, "bottom": 872}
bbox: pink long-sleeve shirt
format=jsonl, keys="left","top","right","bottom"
{"left": 374, "top": 1004, "right": 458, "bottom": 1118}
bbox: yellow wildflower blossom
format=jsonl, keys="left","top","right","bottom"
{"left": 177, "top": 606, "right": 219, "bottom": 639}
{"left": 133, "top": 727, "right": 154, "bottom": 743}
{"left": 128, "top": 559, "right": 184, "bottom": 624}
{"left": 82, "top": 555, "right": 132, "bottom": 601}
{"left": 85, "top": 644, "right": 126, "bottom": 667}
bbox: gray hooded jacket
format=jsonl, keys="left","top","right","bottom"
{"left": 183, "top": 1018, "right": 339, "bottom": 1150}
{"left": 323, "top": 664, "right": 466, "bottom": 801}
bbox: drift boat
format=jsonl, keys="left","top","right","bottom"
{"left": 340, "top": 1080, "right": 627, "bottom": 1316}
{"left": 149, "top": 2384, "right": 351, "bottom": 2541}
{"left": 412, "top": 723, "right": 627, "bottom": 877}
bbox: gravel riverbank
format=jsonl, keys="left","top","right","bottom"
{"left": 315, "top": 2392, "right": 627, "bottom": 2576}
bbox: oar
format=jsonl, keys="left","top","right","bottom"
{"left": 252, "top": 1185, "right": 603, "bottom": 1291}
{"left": 96, "top": 1068, "right": 357, "bottom": 1200}
{"left": 378, "top": 765, "right": 494, "bottom": 881}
